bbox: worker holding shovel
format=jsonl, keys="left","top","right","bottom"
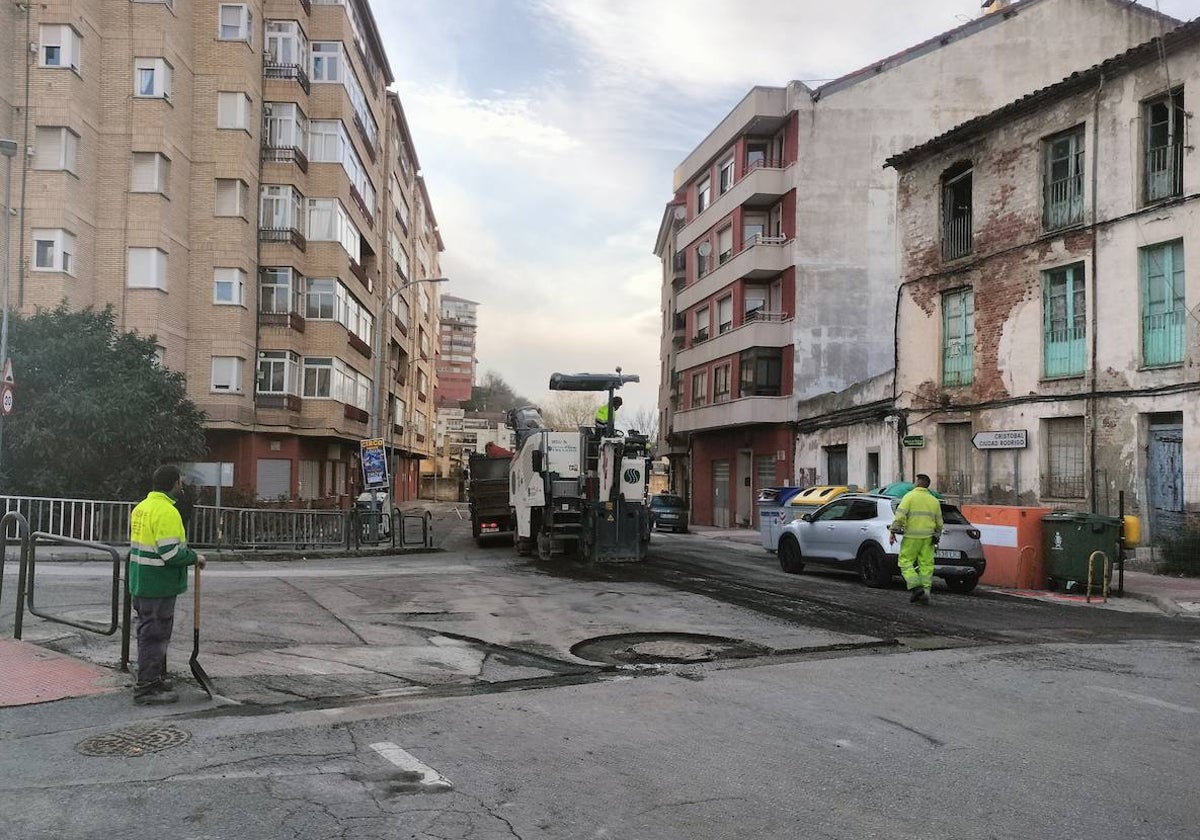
{"left": 129, "top": 465, "right": 207, "bottom": 705}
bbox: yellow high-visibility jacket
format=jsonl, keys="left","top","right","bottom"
{"left": 595, "top": 405, "right": 615, "bottom": 424}
{"left": 889, "top": 486, "right": 944, "bottom": 539}
{"left": 129, "top": 490, "right": 199, "bottom": 598}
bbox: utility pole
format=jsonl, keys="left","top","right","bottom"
{"left": 0, "top": 138, "right": 20, "bottom": 482}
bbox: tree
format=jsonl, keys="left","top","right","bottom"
{"left": 1, "top": 305, "right": 208, "bottom": 499}
{"left": 461, "top": 370, "right": 529, "bottom": 413}
{"left": 623, "top": 405, "right": 659, "bottom": 444}
{"left": 540, "top": 392, "right": 597, "bottom": 431}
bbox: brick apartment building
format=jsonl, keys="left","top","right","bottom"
{"left": 655, "top": 0, "right": 1174, "bottom": 527}
{"left": 436, "top": 294, "right": 478, "bottom": 405}
{"left": 0, "top": 0, "right": 445, "bottom": 504}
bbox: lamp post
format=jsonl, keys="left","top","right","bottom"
{"left": 367, "top": 275, "right": 447, "bottom": 537}
{"left": 0, "top": 138, "right": 19, "bottom": 481}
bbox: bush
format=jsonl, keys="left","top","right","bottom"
{"left": 1158, "top": 514, "right": 1200, "bottom": 577}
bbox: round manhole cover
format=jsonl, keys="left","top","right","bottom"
{"left": 571, "top": 632, "right": 771, "bottom": 665}
{"left": 76, "top": 724, "right": 191, "bottom": 757}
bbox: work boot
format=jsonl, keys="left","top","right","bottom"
{"left": 917, "top": 589, "right": 932, "bottom": 605}
{"left": 909, "top": 588, "right": 922, "bottom": 602}
{"left": 134, "top": 688, "right": 179, "bottom": 705}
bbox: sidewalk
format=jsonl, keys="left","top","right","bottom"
{"left": 682, "top": 524, "right": 1200, "bottom": 617}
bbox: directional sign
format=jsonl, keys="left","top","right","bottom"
{"left": 972, "top": 430, "right": 1027, "bottom": 450}
{"left": 902, "top": 435, "right": 925, "bottom": 449}
{"left": 360, "top": 438, "right": 389, "bottom": 489}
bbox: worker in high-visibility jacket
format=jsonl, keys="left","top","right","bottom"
{"left": 129, "top": 464, "right": 206, "bottom": 705}
{"left": 594, "top": 395, "right": 622, "bottom": 432}
{"left": 888, "top": 473, "right": 943, "bottom": 604}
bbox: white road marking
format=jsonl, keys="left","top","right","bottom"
{"left": 1086, "top": 685, "right": 1197, "bottom": 714}
{"left": 369, "top": 741, "right": 454, "bottom": 789}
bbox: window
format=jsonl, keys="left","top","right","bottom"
{"left": 213, "top": 267, "right": 247, "bottom": 305}
{"left": 942, "top": 287, "right": 974, "bottom": 386}
{"left": 696, "top": 176, "right": 710, "bottom": 213}
{"left": 306, "top": 278, "right": 337, "bottom": 319}
{"left": 265, "top": 20, "right": 307, "bottom": 66}
{"left": 717, "top": 296, "right": 733, "bottom": 334}
{"left": 1144, "top": 88, "right": 1185, "bottom": 203}
{"left": 257, "top": 351, "right": 301, "bottom": 395}
{"left": 260, "top": 185, "right": 303, "bottom": 231}
{"left": 746, "top": 141, "right": 768, "bottom": 170}
{"left": 34, "top": 127, "right": 78, "bottom": 173}
{"left": 1043, "top": 264, "right": 1085, "bottom": 378}
{"left": 743, "top": 213, "right": 765, "bottom": 246}
{"left": 264, "top": 102, "right": 307, "bottom": 149}
{"left": 311, "top": 41, "right": 343, "bottom": 83}
{"left": 131, "top": 152, "right": 170, "bottom": 193}
{"left": 691, "top": 370, "right": 708, "bottom": 408}
{"left": 694, "top": 306, "right": 709, "bottom": 342}
{"left": 1141, "top": 240, "right": 1186, "bottom": 367}
{"left": 134, "top": 58, "right": 171, "bottom": 99}
{"left": 218, "top": 4, "right": 252, "bottom": 42}
{"left": 260, "top": 267, "right": 303, "bottom": 314}
{"left": 31, "top": 229, "right": 75, "bottom": 274}
{"left": 211, "top": 357, "right": 244, "bottom": 393}
{"left": 696, "top": 244, "right": 709, "bottom": 278}
{"left": 719, "top": 156, "right": 735, "bottom": 194}
{"left": 417, "top": 368, "right": 428, "bottom": 398}
{"left": 713, "top": 363, "right": 731, "bottom": 403}
{"left": 308, "top": 121, "right": 375, "bottom": 213}
{"left": 215, "top": 179, "right": 247, "bottom": 216}
{"left": 1044, "top": 127, "right": 1084, "bottom": 229}
{"left": 40, "top": 25, "right": 81, "bottom": 71}
{"left": 739, "top": 347, "right": 782, "bottom": 397}
{"left": 217, "top": 92, "right": 252, "bottom": 130}
{"left": 303, "top": 357, "right": 333, "bottom": 397}
{"left": 393, "top": 295, "right": 410, "bottom": 328}
{"left": 941, "top": 161, "right": 973, "bottom": 260}
{"left": 1044, "top": 417, "right": 1086, "bottom": 498}
{"left": 717, "top": 227, "right": 733, "bottom": 265}
{"left": 743, "top": 283, "right": 781, "bottom": 323}
{"left": 127, "top": 247, "right": 167, "bottom": 290}
{"left": 307, "top": 199, "right": 361, "bottom": 260}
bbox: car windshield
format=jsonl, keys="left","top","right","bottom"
{"left": 652, "top": 495, "right": 686, "bottom": 509}
{"left": 887, "top": 499, "right": 971, "bottom": 525}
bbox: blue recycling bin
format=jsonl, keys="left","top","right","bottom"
{"left": 758, "top": 487, "right": 802, "bottom": 550}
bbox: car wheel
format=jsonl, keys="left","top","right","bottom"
{"left": 858, "top": 544, "right": 892, "bottom": 588}
{"left": 945, "top": 575, "right": 979, "bottom": 594}
{"left": 778, "top": 536, "right": 804, "bottom": 574}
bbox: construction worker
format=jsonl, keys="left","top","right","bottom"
{"left": 888, "top": 473, "right": 943, "bottom": 604}
{"left": 129, "top": 464, "right": 206, "bottom": 704}
{"left": 594, "top": 395, "right": 622, "bottom": 433}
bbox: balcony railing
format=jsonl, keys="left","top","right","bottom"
{"left": 262, "top": 144, "right": 309, "bottom": 173}
{"left": 263, "top": 61, "right": 311, "bottom": 95}
{"left": 348, "top": 331, "right": 372, "bottom": 358}
{"left": 1145, "top": 144, "right": 1183, "bottom": 203}
{"left": 1044, "top": 174, "right": 1083, "bottom": 229}
{"left": 352, "top": 113, "right": 378, "bottom": 163}
{"left": 1143, "top": 309, "right": 1185, "bottom": 367}
{"left": 941, "top": 213, "right": 972, "bottom": 261}
{"left": 744, "top": 156, "right": 786, "bottom": 174}
{"left": 256, "top": 393, "right": 302, "bottom": 412}
{"left": 349, "top": 183, "right": 373, "bottom": 227}
{"left": 344, "top": 404, "right": 369, "bottom": 423}
{"left": 349, "top": 258, "right": 369, "bottom": 288}
{"left": 257, "top": 310, "right": 306, "bottom": 332}
{"left": 744, "top": 308, "right": 786, "bottom": 324}
{"left": 259, "top": 227, "right": 307, "bottom": 252}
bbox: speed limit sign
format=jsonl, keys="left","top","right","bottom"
{"left": 1, "top": 383, "right": 13, "bottom": 416}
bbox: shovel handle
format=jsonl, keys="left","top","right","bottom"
{"left": 193, "top": 562, "right": 201, "bottom": 631}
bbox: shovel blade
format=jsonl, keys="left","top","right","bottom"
{"left": 190, "top": 628, "right": 215, "bottom": 698}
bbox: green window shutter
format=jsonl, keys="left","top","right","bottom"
{"left": 1043, "top": 265, "right": 1086, "bottom": 378}
{"left": 1142, "top": 242, "right": 1186, "bottom": 366}
{"left": 942, "top": 288, "right": 974, "bottom": 386}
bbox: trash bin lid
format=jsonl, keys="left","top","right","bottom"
{"left": 757, "top": 486, "right": 802, "bottom": 505}
{"left": 874, "top": 481, "right": 944, "bottom": 500}
{"left": 787, "top": 485, "right": 862, "bottom": 507}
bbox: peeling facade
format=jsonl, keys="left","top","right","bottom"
{"left": 890, "top": 21, "right": 1200, "bottom": 541}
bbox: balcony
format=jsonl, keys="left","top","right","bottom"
{"left": 348, "top": 258, "right": 369, "bottom": 289}
{"left": 349, "top": 183, "right": 373, "bottom": 227}
{"left": 256, "top": 393, "right": 302, "bottom": 412}
{"left": 673, "top": 86, "right": 789, "bottom": 192}
{"left": 941, "top": 213, "right": 972, "bottom": 261}
{"left": 673, "top": 394, "right": 792, "bottom": 433}
{"left": 344, "top": 404, "right": 369, "bottom": 423}
{"left": 676, "top": 314, "right": 792, "bottom": 370}
{"left": 259, "top": 227, "right": 307, "bottom": 252}
{"left": 352, "top": 113, "right": 377, "bottom": 163}
{"left": 348, "top": 331, "right": 372, "bottom": 358}
{"left": 257, "top": 310, "right": 306, "bottom": 332}
{"left": 677, "top": 235, "right": 791, "bottom": 310}
{"left": 678, "top": 162, "right": 793, "bottom": 248}
{"left": 262, "top": 145, "right": 309, "bottom": 173}
{"left": 263, "top": 61, "right": 311, "bottom": 95}
{"left": 672, "top": 252, "right": 686, "bottom": 278}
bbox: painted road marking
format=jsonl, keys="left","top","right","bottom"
{"left": 1086, "top": 685, "right": 1197, "bottom": 714}
{"left": 370, "top": 741, "right": 454, "bottom": 789}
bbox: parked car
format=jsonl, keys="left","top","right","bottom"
{"left": 775, "top": 493, "right": 986, "bottom": 593}
{"left": 648, "top": 494, "right": 689, "bottom": 533}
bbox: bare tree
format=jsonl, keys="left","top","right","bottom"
{"left": 540, "top": 392, "right": 597, "bottom": 431}
{"left": 623, "top": 405, "right": 659, "bottom": 442}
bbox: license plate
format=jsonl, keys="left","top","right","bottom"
{"left": 935, "top": 549, "right": 962, "bottom": 560}
{"left": 660, "top": 514, "right": 678, "bottom": 520}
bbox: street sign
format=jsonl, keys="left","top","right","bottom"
{"left": 360, "top": 438, "right": 389, "bottom": 489}
{"left": 1, "top": 384, "right": 12, "bottom": 416}
{"left": 902, "top": 435, "right": 925, "bottom": 449}
{"left": 2, "top": 357, "right": 12, "bottom": 384}
{"left": 182, "top": 461, "right": 234, "bottom": 487}
{"left": 972, "top": 430, "right": 1027, "bottom": 450}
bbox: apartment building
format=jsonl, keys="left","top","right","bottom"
{"left": 436, "top": 294, "right": 479, "bottom": 405}
{"left": 888, "top": 20, "right": 1199, "bottom": 542}
{"left": 2, "top": 0, "right": 444, "bottom": 504}
{"left": 655, "top": 0, "right": 1174, "bottom": 528}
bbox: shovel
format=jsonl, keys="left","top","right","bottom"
{"left": 189, "top": 563, "right": 215, "bottom": 699}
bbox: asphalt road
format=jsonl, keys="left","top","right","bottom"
{"left": 1, "top": 508, "right": 1197, "bottom": 839}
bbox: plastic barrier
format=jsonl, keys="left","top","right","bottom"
{"left": 960, "top": 505, "right": 1054, "bottom": 589}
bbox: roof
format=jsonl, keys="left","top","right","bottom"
{"left": 813, "top": 0, "right": 1180, "bottom": 101}
{"left": 886, "top": 15, "right": 1200, "bottom": 170}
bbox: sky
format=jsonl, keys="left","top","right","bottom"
{"left": 372, "top": 0, "right": 1200, "bottom": 417}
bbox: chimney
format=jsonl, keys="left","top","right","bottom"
{"left": 981, "top": 0, "right": 1013, "bottom": 14}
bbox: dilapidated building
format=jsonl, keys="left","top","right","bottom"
{"left": 888, "top": 20, "right": 1199, "bottom": 542}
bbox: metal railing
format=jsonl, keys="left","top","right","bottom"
{"left": 1145, "top": 144, "right": 1183, "bottom": 202}
{"left": 1044, "top": 174, "right": 1084, "bottom": 229}
{"left": 259, "top": 227, "right": 307, "bottom": 252}
{"left": 262, "top": 144, "right": 309, "bottom": 173}
{"left": 941, "top": 213, "right": 972, "bottom": 260}
{"left": 744, "top": 309, "right": 787, "bottom": 323}
{"left": 263, "top": 61, "right": 311, "bottom": 94}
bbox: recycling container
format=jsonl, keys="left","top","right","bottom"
{"left": 1041, "top": 511, "right": 1123, "bottom": 589}
{"left": 758, "top": 487, "right": 802, "bottom": 550}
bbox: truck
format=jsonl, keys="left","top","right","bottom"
{"left": 508, "top": 370, "right": 652, "bottom": 563}
{"left": 467, "top": 442, "right": 515, "bottom": 544}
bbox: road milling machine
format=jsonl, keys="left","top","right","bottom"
{"left": 508, "top": 370, "right": 651, "bottom": 562}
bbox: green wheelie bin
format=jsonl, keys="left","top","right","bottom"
{"left": 1042, "top": 511, "right": 1123, "bottom": 591}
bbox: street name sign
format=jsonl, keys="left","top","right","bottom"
{"left": 902, "top": 435, "right": 925, "bottom": 449}
{"left": 972, "top": 430, "right": 1027, "bottom": 450}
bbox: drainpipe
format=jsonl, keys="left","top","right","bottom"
{"left": 1089, "top": 72, "right": 1104, "bottom": 513}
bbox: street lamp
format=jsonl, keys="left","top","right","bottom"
{"left": 0, "top": 138, "right": 19, "bottom": 481}
{"left": 367, "top": 275, "right": 448, "bottom": 536}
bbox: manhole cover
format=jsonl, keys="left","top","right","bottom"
{"left": 571, "top": 632, "right": 771, "bottom": 665}
{"left": 76, "top": 724, "right": 191, "bottom": 757}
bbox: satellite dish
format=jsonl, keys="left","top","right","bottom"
{"left": 697, "top": 242, "right": 712, "bottom": 257}
{"left": 672, "top": 205, "right": 686, "bottom": 222}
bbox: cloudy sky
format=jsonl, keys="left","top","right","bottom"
{"left": 373, "top": 0, "right": 1198, "bottom": 416}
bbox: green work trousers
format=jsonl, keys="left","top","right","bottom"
{"left": 898, "top": 536, "right": 934, "bottom": 592}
